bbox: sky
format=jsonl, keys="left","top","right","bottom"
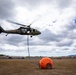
{"left": 0, "top": 0, "right": 76, "bottom": 57}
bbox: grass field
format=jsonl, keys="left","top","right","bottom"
{"left": 0, "top": 58, "right": 76, "bottom": 75}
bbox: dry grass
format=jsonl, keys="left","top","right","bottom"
{"left": 0, "top": 59, "right": 76, "bottom": 75}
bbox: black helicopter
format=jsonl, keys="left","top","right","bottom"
{"left": 0, "top": 20, "right": 41, "bottom": 37}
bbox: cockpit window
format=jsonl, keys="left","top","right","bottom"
{"left": 33, "top": 29, "right": 35, "bottom": 32}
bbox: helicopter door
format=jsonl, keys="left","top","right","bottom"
{"left": 21, "top": 28, "right": 27, "bottom": 33}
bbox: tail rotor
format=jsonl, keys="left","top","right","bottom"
{"left": 0, "top": 25, "right": 4, "bottom": 33}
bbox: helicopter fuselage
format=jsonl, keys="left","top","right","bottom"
{"left": 3, "top": 27, "right": 41, "bottom": 36}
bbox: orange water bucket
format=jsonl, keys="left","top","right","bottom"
{"left": 39, "top": 57, "right": 53, "bottom": 69}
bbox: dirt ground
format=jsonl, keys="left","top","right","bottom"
{"left": 0, "top": 58, "right": 76, "bottom": 75}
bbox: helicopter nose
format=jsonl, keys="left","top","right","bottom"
{"left": 38, "top": 31, "right": 41, "bottom": 35}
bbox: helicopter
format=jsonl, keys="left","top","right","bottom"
{"left": 0, "top": 20, "right": 41, "bottom": 37}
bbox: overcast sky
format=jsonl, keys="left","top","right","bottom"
{"left": 0, "top": 0, "right": 76, "bottom": 57}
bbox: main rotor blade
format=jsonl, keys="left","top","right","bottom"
{"left": 7, "top": 20, "right": 27, "bottom": 27}
{"left": 29, "top": 17, "right": 40, "bottom": 26}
